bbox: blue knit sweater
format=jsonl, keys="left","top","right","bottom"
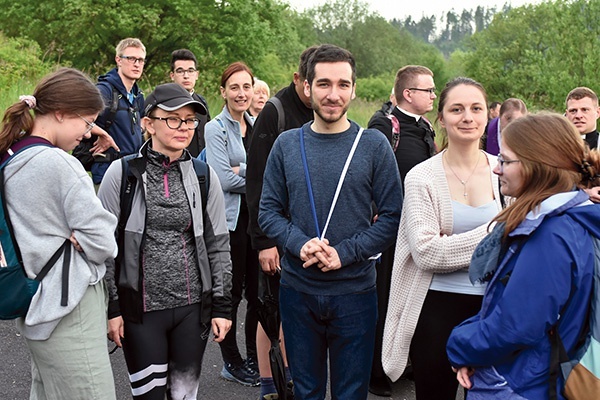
{"left": 259, "top": 121, "right": 403, "bottom": 295}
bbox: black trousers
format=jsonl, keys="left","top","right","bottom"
{"left": 410, "top": 289, "right": 483, "bottom": 400}
{"left": 370, "top": 241, "right": 395, "bottom": 383}
{"left": 220, "top": 197, "right": 260, "bottom": 364}
{"left": 122, "top": 304, "right": 209, "bottom": 400}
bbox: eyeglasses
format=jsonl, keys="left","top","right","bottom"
{"left": 120, "top": 55, "right": 146, "bottom": 65}
{"left": 77, "top": 114, "right": 96, "bottom": 135}
{"left": 408, "top": 87, "right": 436, "bottom": 95}
{"left": 497, "top": 154, "right": 521, "bottom": 173}
{"left": 174, "top": 68, "right": 198, "bottom": 76}
{"left": 149, "top": 116, "right": 199, "bottom": 130}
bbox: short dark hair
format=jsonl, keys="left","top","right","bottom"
{"left": 305, "top": 44, "right": 356, "bottom": 85}
{"left": 170, "top": 49, "right": 197, "bottom": 71}
{"left": 298, "top": 46, "right": 319, "bottom": 81}
{"left": 489, "top": 101, "right": 501, "bottom": 110}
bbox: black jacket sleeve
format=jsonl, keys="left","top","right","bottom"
{"left": 246, "top": 101, "right": 281, "bottom": 251}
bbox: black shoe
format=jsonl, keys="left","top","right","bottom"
{"left": 221, "top": 362, "right": 260, "bottom": 386}
{"left": 244, "top": 357, "right": 259, "bottom": 376}
{"left": 368, "top": 375, "right": 392, "bottom": 397}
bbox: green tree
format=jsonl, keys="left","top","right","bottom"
{"left": 0, "top": 0, "right": 310, "bottom": 93}
{"left": 462, "top": 0, "right": 600, "bottom": 110}
{"left": 0, "top": 33, "right": 54, "bottom": 89}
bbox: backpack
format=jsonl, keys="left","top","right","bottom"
{"left": 198, "top": 117, "right": 227, "bottom": 162}
{"left": 0, "top": 138, "right": 71, "bottom": 319}
{"left": 117, "top": 155, "right": 211, "bottom": 242}
{"left": 72, "top": 82, "right": 142, "bottom": 170}
{"left": 550, "top": 237, "right": 600, "bottom": 399}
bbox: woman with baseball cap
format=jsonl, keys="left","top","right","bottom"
{"left": 98, "top": 83, "right": 233, "bottom": 400}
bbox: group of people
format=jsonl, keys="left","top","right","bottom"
{"left": 2, "top": 37, "right": 600, "bottom": 400}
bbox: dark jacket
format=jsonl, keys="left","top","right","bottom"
{"left": 91, "top": 68, "right": 144, "bottom": 184}
{"left": 187, "top": 92, "right": 211, "bottom": 158}
{"left": 246, "top": 82, "right": 313, "bottom": 250}
{"left": 97, "top": 141, "right": 233, "bottom": 325}
{"left": 584, "top": 129, "right": 599, "bottom": 150}
{"left": 367, "top": 100, "right": 393, "bottom": 127}
{"left": 368, "top": 106, "right": 436, "bottom": 185}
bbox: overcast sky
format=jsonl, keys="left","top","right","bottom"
{"left": 285, "top": 0, "right": 545, "bottom": 21}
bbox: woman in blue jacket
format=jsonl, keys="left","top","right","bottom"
{"left": 447, "top": 113, "right": 600, "bottom": 399}
{"left": 204, "top": 61, "right": 260, "bottom": 386}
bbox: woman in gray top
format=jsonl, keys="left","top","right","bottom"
{"left": 98, "top": 83, "right": 233, "bottom": 400}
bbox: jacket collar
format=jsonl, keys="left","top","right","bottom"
{"left": 509, "top": 190, "right": 591, "bottom": 237}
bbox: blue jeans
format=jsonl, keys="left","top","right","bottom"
{"left": 280, "top": 283, "right": 377, "bottom": 400}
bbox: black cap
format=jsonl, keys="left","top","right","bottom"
{"left": 144, "top": 83, "right": 207, "bottom": 116}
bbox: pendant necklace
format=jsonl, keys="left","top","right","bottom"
{"left": 444, "top": 151, "right": 481, "bottom": 198}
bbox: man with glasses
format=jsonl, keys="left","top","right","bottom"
{"left": 366, "top": 64, "right": 437, "bottom": 397}
{"left": 170, "top": 49, "right": 211, "bottom": 157}
{"left": 89, "top": 38, "right": 146, "bottom": 185}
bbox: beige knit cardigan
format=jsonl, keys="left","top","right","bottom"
{"left": 382, "top": 150, "right": 502, "bottom": 382}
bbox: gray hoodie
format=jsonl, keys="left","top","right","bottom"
{"left": 4, "top": 146, "right": 118, "bottom": 340}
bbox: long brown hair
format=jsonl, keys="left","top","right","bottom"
{"left": 0, "top": 68, "right": 104, "bottom": 154}
{"left": 494, "top": 112, "right": 600, "bottom": 236}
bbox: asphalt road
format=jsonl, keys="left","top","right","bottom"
{"left": 0, "top": 300, "right": 419, "bottom": 400}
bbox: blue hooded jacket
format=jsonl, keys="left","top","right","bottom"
{"left": 447, "top": 190, "right": 600, "bottom": 399}
{"left": 91, "top": 68, "right": 144, "bottom": 184}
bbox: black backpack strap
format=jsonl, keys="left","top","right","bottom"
{"left": 101, "top": 82, "right": 122, "bottom": 132}
{"left": 118, "top": 155, "right": 138, "bottom": 237}
{"left": 191, "top": 158, "right": 210, "bottom": 216}
{"left": 35, "top": 239, "right": 71, "bottom": 306}
{"left": 268, "top": 97, "right": 286, "bottom": 134}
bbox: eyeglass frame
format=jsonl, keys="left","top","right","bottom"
{"left": 120, "top": 55, "right": 146, "bottom": 65}
{"left": 148, "top": 116, "right": 200, "bottom": 130}
{"left": 77, "top": 114, "right": 96, "bottom": 135}
{"left": 497, "top": 154, "right": 521, "bottom": 173}
{"left": 408, "top": 87, "right": 437, "bottom": 95}
{"left": 174, "top": 67, "right": 198, "bottom": 76}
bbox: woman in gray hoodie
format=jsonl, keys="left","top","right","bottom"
{"left": 0, "top": 68, "right": 119, "bottom": 399}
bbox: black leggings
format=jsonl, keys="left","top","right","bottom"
{"left": 122, "top": 304, "right": 209, "bottom": 400}
{"left": 410, "top": 290, "right": 482, "bottom": 400}
{"left": 220, "top": 196, "right": 260, "bottom": 364}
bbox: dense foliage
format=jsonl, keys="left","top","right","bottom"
{"left": 1, "top": 0, "right": 599, "bottom": 113}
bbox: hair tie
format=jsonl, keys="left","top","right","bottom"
{"left": 19, "top": 95, "right": 36, "bottom": 109}
{"left": 580, "top": 159, "right": 593, "bottom": 179}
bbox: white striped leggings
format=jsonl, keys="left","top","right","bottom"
{"left": 122, "top": 303, "right": 210, "bottom": 400}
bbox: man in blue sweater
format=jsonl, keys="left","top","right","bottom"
{"left": 259, "top": 44, "right": 403, "bottom": 400}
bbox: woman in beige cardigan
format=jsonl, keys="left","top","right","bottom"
{"left": 382, "top": 77, "right": 503, "bottom": 399}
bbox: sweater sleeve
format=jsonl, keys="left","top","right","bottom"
{"left": 401, "top": 165, "right": 491, "bottom": 273}
{"left": 205, "top": 117, "right": 246, "bottom": 193}
{"left": 97, "top": 160, "right": 124, "bottom": 318}
{"left": 259, "top": 137, "right": 311, "bottom": 258}
{"left": 333, "top": 139, "right": 403, "bottom": 266}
